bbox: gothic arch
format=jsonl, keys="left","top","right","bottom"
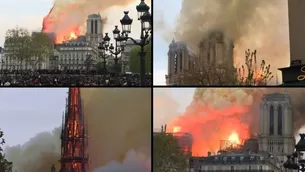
{"left": 278, "top": 104, "right": 283, "bottom": 135}
{"left": 269, "top": 104, "right": 274, "bottom": 135}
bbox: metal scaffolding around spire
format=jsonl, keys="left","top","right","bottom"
{"left": 59, "top": 88, "right": 89, "bottom": 172}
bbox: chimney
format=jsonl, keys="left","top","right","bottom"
{"left": 164, "top": 124, "right": 167, "bottom": 132}
{"left": 161, "top": 125, "right": 164, "bottom": 133}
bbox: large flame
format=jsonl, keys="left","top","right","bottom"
{"left": 228, "top": 131, "right": 240, "bottom": 145}
{"left": 42, "top": 5, "right": 81, "bottom": 43}
{"left": 166, "top": 88, "right": 263, "bottom": 156}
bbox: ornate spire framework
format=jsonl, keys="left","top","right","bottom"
{"left": 60, "top": 88, "right": 89, "bottom": 172}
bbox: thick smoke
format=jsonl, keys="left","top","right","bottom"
{"left": 4, "top": 127, "right": 61, "bottom": 172}
{"left": 94, "top": 150, "right": 151, "bottom": 172}
{"left": 160, "top": 88, "right": 305, "bottom": 156}
{"left": 81, "top": 88, "right": 151, "bottom": 171}
{"left": 153, "top": 88, "right": 180, "bottom": 131}
{"left": 156, "top": 0, "right": 289, "bottom": 82}
{"left": 4, "top": 88, "right": 151, "bottom": 172}
{"left": 47, "top": 0, "right": 151, "bottom": 35}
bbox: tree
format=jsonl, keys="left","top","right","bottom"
{"left": 29, "top": 32, "right": 53, "bottom": 70}
{"left": 153, "top": 132, "right": 188, "bottom": 172}
{"left": 235, "top": 49, "right": 273, "bottom": 86}
{"left": 4, "top": 27, "right": 32, "bottom": 68}
{"left": 180, "top": 49, "right": 273, "bottom": 86}
{"left": 4, "top": 27, "right": 53, "bottom": 70}
{"left": 0, "top": 129, "right": 12, "bottom": 172}
{"left": 129, "top": 42, "right": 151, "bottom": 73}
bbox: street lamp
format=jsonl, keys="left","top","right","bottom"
{"left": 98, "top": 42, "right": 108, "bottom": 72}
{"left": 103, "top": 26, "right": 124, "bottom": 65}
{"left": 284, "top": 133, "right": 305, "bottom": 171}
{"left": 120, "top": 0, "right": 151, "bottom": 86}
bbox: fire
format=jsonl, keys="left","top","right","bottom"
{"left": 228, "top": 131, "right": 240, "bottom": 145}
{"left": 70, "top": 31, "right": 77, "bottom": 40}
{"left": 167, "top": 88, "right": 258, "bottom": 156}
{"left": 173, "top": 126, "right": 181, "bottom": 133}
{"left": 42, "top": 5, "right": 81, "bottom": 44}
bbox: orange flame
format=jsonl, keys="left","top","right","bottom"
{"left": 173, "top": 126, "right": 181, "bottom": 133}
{"left": 42, "top": 5, "right": 81, "bottom": 44}
{"left": 228, "top": 131, "right": 240, "bottom": 145}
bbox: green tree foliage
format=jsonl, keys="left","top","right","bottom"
{"left": 153, "top": 133, "right": 188, "bottom": 172}
{"left": 0, "top": 129, "right": 12, "bottom": 172}
{"left": 235, "top": 49, "right": 273, "bottom": 86}
{"left": 29, "top": 32, "right": 54, "bottom": 69}
{"left": 129, "top": 42, "right": 151, "bottom": 73}
{"left": 5, "top": 27, "right": 53, "bottom": 70}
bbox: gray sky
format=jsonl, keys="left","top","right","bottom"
{"left": 0, "top": 88, "right": 68, "bottom": 146}
{"left": 153, "top": 0, "right": 182, "bottom": 85}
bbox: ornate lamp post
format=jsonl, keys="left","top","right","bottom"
{"left": 119, "top": 0, "right": 151, "bottom": 86}
{"left": 98, "top": 41, "right": 108, "bottom": 72}
{"left": 102, "top": 32, "right": 124, "bottom": 73}
{"left": 284, "top": 133, "right": 305, "bottom": 171}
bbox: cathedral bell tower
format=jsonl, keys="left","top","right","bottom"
{"left": 258, "top": 92, "right": 295, "bottom": 163}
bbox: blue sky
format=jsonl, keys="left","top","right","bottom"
{"left": 0, "top": 88, "right": 67, "bottom": 146}
{"left": 153, "top": 0, "right": 182, "bottom": 85}
{"left": 0, "top": 0, "right": 144, "bottom": 47}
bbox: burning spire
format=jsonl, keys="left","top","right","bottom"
{"left": 60, "top": 88, "right": 89, "bottom": 172}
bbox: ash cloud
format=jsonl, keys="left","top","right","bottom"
{"left": 4, "top": 127, "right": 61, "bottom": 172}
{"left": 4, "top": 88, "right": 151, "bottom": 172}
{"left": 172, "top": 0, "right": 290, "bottom": 82}
{"left": 81, "top": 88, "right": 151, "bottom": 170}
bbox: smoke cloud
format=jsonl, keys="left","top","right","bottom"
{"left": 156, "top": 88, "right": 305, "bottom": 156}
{"left": 4, "top": 88, "right": 151, "bottom": 172}
{"left": 153, "top": 88, "right": 180, "bottom": 131}
{"left": 94, "top": 149, "right": 151, "bottom": 172}
{"left": 4, "top": 127, "right": 61, "bottom": 172}
{"left": 81, "top": 88, "right": 151, "bottom": 171}
{"left": 156, "top": 0, "right": 290, "bottom": 82}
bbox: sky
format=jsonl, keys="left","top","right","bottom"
{"left": 0, "top": 88, "right": 67, "bottom": 146}
{"left": 0, "top": 0, "right": 146, "bottom": 47}
{"left": 153, "top": 0, "right": 182, "bottom": 85}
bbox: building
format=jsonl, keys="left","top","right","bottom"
{"left": 258, "top": 92, "right": 295, "bottom": 163}
{"left": 279, "top": 1, "right": 305, "bottom": 85}
{"left": 54, "top": 40, "right": 98, "bottom": 70}
{"left": 189, "top": 91, "right": 295, "bottom": 172}
{"left": 166, "top": 31, "right": 235, "bottom": 85}
{"left": 119, "top": 39, "right": 140, "bottom": 72}
{"left": 166, "top": 39, "right": 191, "bottom": 85}
{"left": 173, "top": 132, "right": 193, "bottom": 156}
{"left": 86, "top": 13, "right": 103, "bottom": 46}
{"left": 190, "top": 152, "right": 281, "bottom": 172}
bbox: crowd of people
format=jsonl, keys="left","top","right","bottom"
{"left": 0, "top": 70, "right": 151, "bottom": 86}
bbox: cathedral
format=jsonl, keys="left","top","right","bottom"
{"left": 258, "top": 91, "right": 295, "bottom": 163}
{"left": 166, "top": 31, "right": 235, "bottom": 85}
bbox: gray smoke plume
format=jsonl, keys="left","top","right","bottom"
{"left": 4, "top": 88, "right": 151, "bottom": 172}
{"left": 48, "top": 0, "right": 151, "bottom": 34}
{"left": 163, "top": 0, "right": 289, "bottom": 81}
{"left": 4, "top": 127, "right": 61, "bottom": 172}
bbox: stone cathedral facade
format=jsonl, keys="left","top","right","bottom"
{"left": 258, "top": 92, "right": 295, "bottom": 163}
{"left": 86, "top": 14, "right": 103, "bottom": 46}
{"left": 166, "top": 31, "right": 235, "bottom": 85}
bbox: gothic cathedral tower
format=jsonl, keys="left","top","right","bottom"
{"left": 258, "top": 92, "right": 295, "bottom": 163}
{"left": 86, "top": 14, "right": 103, "bottom": 46}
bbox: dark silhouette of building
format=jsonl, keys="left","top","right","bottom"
{"left": 279, "top": 1, "right": 305, "bottom": 85}
{"left": 59, "top": 88, "right": 89, "bottom": 172}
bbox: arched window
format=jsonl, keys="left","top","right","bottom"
{"left": 269, "top": 105, "right": 274, "bottom": 135}
{"left": 278, "top": 105, "right": 283, "bottom": 135}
